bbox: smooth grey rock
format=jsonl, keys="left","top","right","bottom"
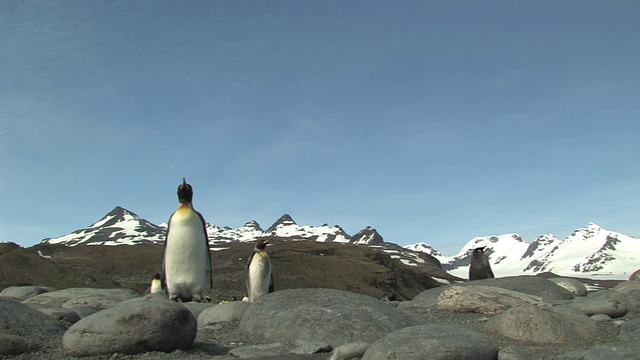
{"left": 619, "top": 318, "right": 640, "bottom": 341}
{"left": 0, "top": 333, "right": 33, "bottom": 356}
{"left": 498, "top": 346, "right": 530, "bottom": 360}
{"left": 329, "top": 342, "right": 371, "bottom": 360}
{"left": 556, "top": 341, "right": 640, "bottom": 359}
{"left": 400, "top": 276, "right": 573, "bottom": 311}
{"left": 629, "top": 269, "right": 640, "bottom": 282}
{"left": 198, "top": 301, "right": 249, "bottom": 326}
{"left": 433, "top": 285, "right": 546, "bottom": 314}
{"left": 239, "top": 288, "right": 420, "bottom": 347}
{"left": 0, "top": 298, "right": 66, "bottom": 336}
{"left": 0, "top": 286, "right": 56, "bottom": 301}
{"left": 590, "top": 314, "right": 612, "bottom": 322}
{"left": 24, "top": 288, "right": 140, "bottom": 310}
{"left": 621, "top": 289, "right": 640, "bottom": 313}
{"left": 565, "top": 296, "right": 628, "bottom": 318}
{"left": 486, "top": 305, "right": 596, "bottom": 344}
{"left": 362, "top": 325, "right": 499, "bottom": 360}
{"left": 63, "top": 295, "right": 196, "bottom": 356}
{"left": 612, "top": 281, "right": 640, "bottom": 297}
{"left": 36, "top": 307, "right": 82, "bottom": 326}
{"left": 182, "top": 301, "right": 216, "bottom": 320}
{"left": 548, "top": 278, "right": 588, "bottom": 297}
{"left": 229, "top": 340, "right": 332, "bottom": 359}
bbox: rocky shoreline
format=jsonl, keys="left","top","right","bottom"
{"left": 1, "top": 275, "right": 639, "bottom": 359}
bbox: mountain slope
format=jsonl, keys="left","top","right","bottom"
{"left": 407, "top": 223, "right": 639, "bottom": 279}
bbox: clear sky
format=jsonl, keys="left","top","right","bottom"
{"left": 1, "top": 1, "right": 638, "bottom": 255}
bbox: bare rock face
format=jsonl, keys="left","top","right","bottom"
{"left": 433, "top": 285, "right": 546, "bottom": 314}
{"left": 239, "top": 288, "right": 420, "bottom": 347}
{"left": 485, "top": 305, "right": 596, "bottom": 344}
{"left": 362, "top": 325, "right": 499, "bottom": 360}
{"left": 63, "top": 295, "right": 197, "bottom": 356}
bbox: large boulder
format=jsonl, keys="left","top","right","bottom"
{"left": 564, "top": 296, "right": 628, "bottom": 318}
{"left": 485, "top": 305, "right": 596, "bottom": 344}
{"left": 362, "top": 325, "right": 499, "bottom": 360}
{"left": 198, "top": 301, "right": 249, "bottom": 327}
{"left": 0, "top": 286, "right": 56, "bottom": 301}
{"left": 23, "top": 288, "right": 140, "bottom": 311}
{"left": 629, "top": 269, "right": 640, "bottom": 282}
{"left": 239, "top": 288, "right": 420, "bottom": 347}
{"left": 429, "top": 285, "right": 546, "bottom": 314}
{"left": 612, "top": 281, "right": 640, "bottom": 297}
{"left": 63, "top": 295, "right": 196, "bottom": 356}
{"left": 548, "top": 278, "right": 588, "bottom": 297}
{"left": 0, "top": 298, "right": 66, "bottom": 337}
{"left": 399, "top": 276, "right": 572, "bottom": 310}
{"left": 0, "top": 334, "right": 33, "bottom": 356}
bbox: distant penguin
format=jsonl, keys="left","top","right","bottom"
{"left": 246, "top": 238, "right": 274, "bottom": 302}
{"left": 162, "top": 178, "right": 212, "bottom": 302}
{"left": 150, "top": 273, "right": 164, "bottom": 294}
{"left": 468, "top": 247, "right": 495, "bottom": 281}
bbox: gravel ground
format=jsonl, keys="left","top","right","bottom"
{"left": 3, "top": 306, "right": 636, "bottom": 360}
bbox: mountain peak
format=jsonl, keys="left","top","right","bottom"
{"left": 350, "top": 226, "right": 384, "bottom": 245}
{"left": 265, "top": 214, "right": 297, "bottom": 233}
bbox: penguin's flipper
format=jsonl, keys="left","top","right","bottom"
{"left": 268, "top": 272, "right": 275, "bottom": 293}
{"left": 196, "top": 210, "right": 213, "bottom": 291}
{"left": 245, "top": 252, "right": 255, "bottom": 296}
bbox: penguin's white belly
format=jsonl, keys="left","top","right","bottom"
{"left": 164, "top": 208, "right": 209, "bottom": 298}
{"left": 150, "top": 279, "right": 164, "bottom": 294}
{"left": 248, "top": 252, "right": 271, "bottom": 302}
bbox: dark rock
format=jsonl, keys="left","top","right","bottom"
{"left": 619, "top": 318, "right": 640, "bottom": 341}
{"left": 485, "top": 305, "right": 596, "bottom": 344}
{"left": 362, "top": 325, "right": 499, "bottom": 360}
{"left": 62, "top": 295, "right": 196, "bottom": 356}
{"left": 0, "top": 298, "right": 66, "bottom": 337}
{"left": 239, "top": 288, "right": 420, "bottom": 347}
{"left": 0, "top": 333, "right": 33, "bottom": 356}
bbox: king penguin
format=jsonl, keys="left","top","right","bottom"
{"left": 150, "top": 273, "right": 164, "bottom": 294}
{"left": 245, "top": 238, "right": 274, "bottom": 302}
{"left": 468, "top": 246, "right": 495, "bottom": 281}
{"left": 162, "top": 178, "right": 212, "bottom": 302}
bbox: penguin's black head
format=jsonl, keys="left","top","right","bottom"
{"left": 154, "top": 273, "right": 161, "bottom": 280}
{"left": 474, "top": 247, "right": 486, "bottom": 254}
{"left": 255, "top": 238, "right": 270, "bottom": 250}
{"left": 177, "top": 178, "right": 194, "bottom": 204}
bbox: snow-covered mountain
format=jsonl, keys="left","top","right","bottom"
{"left": 41, "top": 207, "right": 384, "bottom": 247}
{"left": 43, "top": 207, "right": 166, "bottom": 246}
{"left": 406, "top": 223, "right": 639, "bottom": 279}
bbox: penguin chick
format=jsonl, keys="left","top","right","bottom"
{"left": 150, "top": 273, "right": 164, "bottom": 294}
{"left": 468, "top": 247, "right": 495, "bottom": 281}
{"left": 162, "top": 178, "right": 212, "bottom": 302}
{"left": 246, "top": 238, "right": 274, "bottom": 302}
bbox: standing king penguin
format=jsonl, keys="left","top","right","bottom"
{"left": 246, "top": 238, "right": 274, "bottom": 302}
{"left": 162, "top": 178, "right": 212, "bottom": 302}
{"left": 468, "top": 247, "right": 495, "bottom": 281}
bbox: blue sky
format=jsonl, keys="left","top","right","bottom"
{"left": 1, "top": 1, "right": 638, "bottom": 255}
